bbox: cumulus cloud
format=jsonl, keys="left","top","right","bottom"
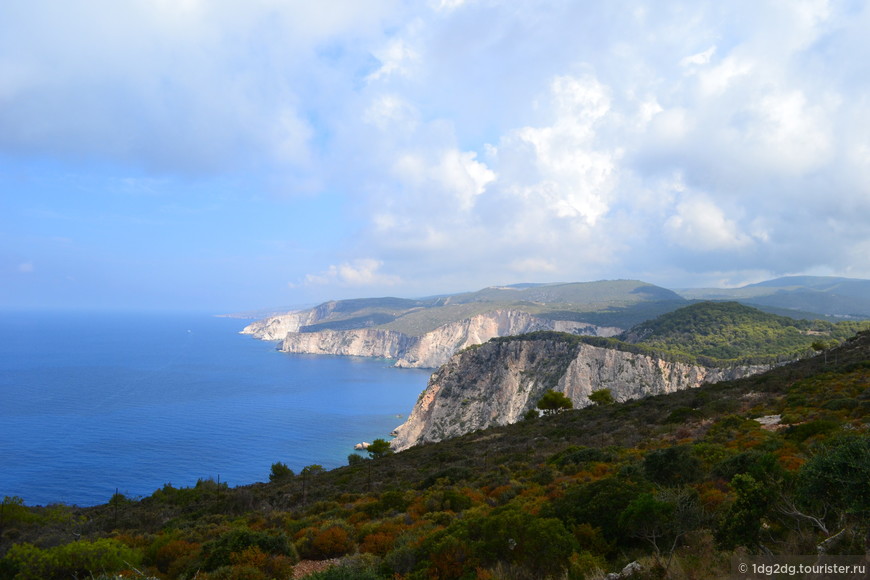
{"left": 664, "top": 195, "right": 753, "bottom": 252}
{"left": 303, "top": 259, "right": 400, "bottom": 287}
{"left": 0, "top": 0, "right": 398, "bottom": 175}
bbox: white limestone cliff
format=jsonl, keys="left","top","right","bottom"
{"left": 241, "top": 308, "right": 326, "bottom": 341}
{"left": 247, "top": 308, "right": 621, "bottom": 369}
{"left": 390, "top": 337, "right": 772, "bottom": 451}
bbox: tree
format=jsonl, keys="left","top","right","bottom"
{"left": 811, "top": 340, "right": 835, "bottom": 364}
{"left": 589, "top": 388, "right": 615, "bottom": 406}
{"left": 715, "top": 473, "right": 774, "bottom": 551}
{"left": 269, "top": 462, "right": 294, "bottom": 482}
{"left": 366, "top": 438, "right": 393, "bottom": 459}
{"left": 794, "top": 436, "right": 870, "bottom": 530}
{"left": 536, "top": 389, "right": 573, "bottom": 415}
{"left": 619, "top": 487, "right": 703, "bottom": 571}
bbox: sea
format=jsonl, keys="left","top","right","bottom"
{"left": 0, "top": 310, "right": 431, "bottom": 507}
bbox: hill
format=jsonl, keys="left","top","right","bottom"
{"left": 619, "top": 301, "right": 869, "bottom": 362}
{"left": 3, "top": 330, "right": 867, "bottom": 579}
{"left": 307, "top": 280, "right": 688, "bottom": 337}
{"left": 677, "top": 275, "right": 870, "bottom": 320}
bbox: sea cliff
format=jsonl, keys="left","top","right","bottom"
{"left": 390, "top": 336, "right": 771, "bottom": 450}
{"left": 244, "top": 309, "right": 621, "bottom": 368}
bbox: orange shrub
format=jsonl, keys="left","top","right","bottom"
{"left": 310, "top": 525, "right": 355, "bottom": 559}
{"left": 154, "top": 539, "right": 201, "bottom": 576}
{"left": 359, "top": 531, "right": 395, "bottom": 556}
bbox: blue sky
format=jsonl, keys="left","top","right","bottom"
{"left": 2, "top": 0, "right": 870, "bottom": 312}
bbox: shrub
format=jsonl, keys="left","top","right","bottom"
{"left": 712, "top": 450, "right": 785, "bottom": 483}
{"left": 544, "top": 476, "right": 649, "bottom": 543}
{"left": 472, "top": 507, "right": 578, "bottom": 577}
{"left": 548, "top": 445, "right": 616, "bottom": 468}
{"left": 201, "top": 528, "right": 296, "bottom": 571}
{"left": 309, "top": 524, "right": 355, "bottom": 559}
{"left": 4, "top": 538, "right": 141, "bottom": 580}
{"left": 643, "top": 446, "right": 703, "bottom": 486}
{"left": 796, "top": 436, "right": 870, "bottom": 522}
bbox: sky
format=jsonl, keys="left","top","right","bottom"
{"left": 2, "top": 0, "right": 870, "bottom": 312}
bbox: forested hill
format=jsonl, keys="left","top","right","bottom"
{"left": 619, "top": 301, "right": 870, "bottom": 362}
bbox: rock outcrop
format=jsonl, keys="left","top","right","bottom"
{"left": 241, "top": 306, "right": 330, "bottom": 341}
{"left": 245, "top": 308, "right": 621, "bottom": 369}
{"left": 391, "top": 336, "right": 771, "bottom": 450}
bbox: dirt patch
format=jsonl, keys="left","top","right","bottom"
{"left": 293, "top": 558, "right": 341, "bottom": 579}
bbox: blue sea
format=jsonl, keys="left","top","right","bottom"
{"left": 0, "top": 311, "right": 431, "bottom": 507}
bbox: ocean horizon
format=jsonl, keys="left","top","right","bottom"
{"left": 0, "top": 310, "right": 430, "bottom": 507}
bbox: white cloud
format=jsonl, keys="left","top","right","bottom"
{"left": 508, "top": 258, "right": 557, "bottom": 274}
{"left": 392, "top": 149, "right": 494, "bottom": 212}
{"left": 680, "top": 46, "right": 716, "bottom": 68}
{"left": 664, "top": 196, "right": 753, "bottom": 252}
{"left": 697, "top": 56, "right": 754, "bottom": 97}
{"left": 363, "top": 94, "right": 420, "bottom": 132}
{"left": 367, "top": 36, "right": 420, "bottom": 82}
{"left": 489, "top": 74, "right": 617, "bottom": 226}
{"left": 304, "top": 259, "right": 400, "bottom": 287}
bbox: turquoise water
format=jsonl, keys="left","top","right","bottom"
{"left": 0, "top": 311, "right": 430, "bottom": 506}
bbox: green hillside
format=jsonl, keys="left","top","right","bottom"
{"left": 620, "top": 301, "right": 870, "bottom": 363}
{"left": 3, "top": 331, "right": 868, "bottom": 580}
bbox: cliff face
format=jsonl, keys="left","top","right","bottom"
{"left": 281, "top": 328, "right": 414, "bottom": 359}
{"left": 391, "top": 338, "right": 770, "bottom": 450}
{"left": 240, "top": 303, "right": 338, "bottom": 341}
{"left": 250, "top": 308, "right": 621, "bottom": 369}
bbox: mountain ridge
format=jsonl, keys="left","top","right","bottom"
{"left": 241, "top": 276, "right": 870, "bottom": 368}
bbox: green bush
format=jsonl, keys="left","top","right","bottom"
{"left": 544, "top": 476, "right": 649, "bottom": 543}
{"left": 643, "top": 445, "right": 703, "bottom": 486}
{"left": 548, "top": 446, "right": 616, "bottom": 469}
{"left": 796, "top": 436, "right": 870, "bottom": 522}
{"left": 712, "top": 450, "right": 785, "bottom": 483}
{"left": 201, "top": 528, "right": 296, "bottom": 571}
{"left": 4, "top": 538, "right": 141, "bottom": 580}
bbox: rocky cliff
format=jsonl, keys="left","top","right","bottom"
{"left": 391, "top": 336, "right": 771, "bottom": 450}
{"left": 241, "top": 304, "right": 335, "bottom": 341}
{"left": 248, "top": 309, "right": 621, "bottom": 368}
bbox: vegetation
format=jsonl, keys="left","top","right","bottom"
{"left": 1, "top": 331, "right": 868, "bottom": 579}
{"left": 622, "top": 301, "right": 869, "bottom": 361}
{"left": 536, "top": 389, "right": 574, "bottom": 415}
{"left": 496, "top": 301, "right": 870, "bottom": 368}
{"left": 589, "top": 388, "right": 615, "bottom": 406}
